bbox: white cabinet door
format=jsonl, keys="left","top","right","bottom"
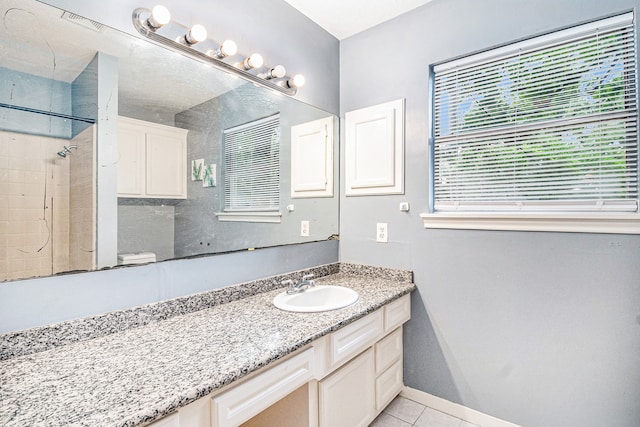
{"left": 146, "top": 130, "right": 186, "bottom": 198}
{"left": 117, "top": 120, "right": 145, "bottom": 197}
{"left": 345, "top": 99, "right": 404, "bottom": 196}
{"left": 291, "top": 116, "right": 334, "bottom": 198}
{"left": 319, "top": 348, "right": 376, "bottom": 427}
{"left": 117, "top": 116, "right": 187, "bottom": 199}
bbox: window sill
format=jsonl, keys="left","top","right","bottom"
{"left": 420, "top": 212, "right": 640, "bottom": 234}
{"left": 216, "top": 211, "right": 282, "bottom": 223}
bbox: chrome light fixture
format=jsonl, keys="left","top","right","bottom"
{"left": 132, "top": 5, "right": 305, "bottom": 96}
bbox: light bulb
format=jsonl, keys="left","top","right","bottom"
{"left": 287, "top": 74, "right": 305, "bottom": 88}
{"left": 146, "top": 5, "right": 171, "bottom": 29}
{"left": 185, "top": 24, "right": 207, "bottom": 44}
{"left": 220, "top": 40, "right": 238, "bottom": 57}
{"left": 267, "top": 65, "right": 286, "bottom": 79}
{"left": 243, "top": 53, "right": 264, "bottom": 70}
{"left": 209, "top": 40, "right": 237, "bottom": 58}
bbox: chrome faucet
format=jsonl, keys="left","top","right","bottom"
{"left": 283, "top": 273, "right": 315, "bottom": 294}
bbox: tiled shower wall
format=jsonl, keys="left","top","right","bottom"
{"left": 69, "top": 125, "right": 96, "bottom": 272}
{"left": 0, "top": 127, "right": 95, "bottom": 281}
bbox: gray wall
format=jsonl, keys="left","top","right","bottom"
{"left": 0, "top": 240, "right": 338, "bottom": 332}
{"left": 0, "top": 0, "right": 339, "bottom": 331}
{"left": 0, "top": 67, "right": 72, "bottom": 138}
{"left": 339, "top": 1, "right": 640, "bottom": 426}
{"left": 174, "top": 83, "right": 338, "bottom": 257}
{"left": 117, "top": 203, "right": 175, "bottom": 261}
{"left": 71, "top": 55, "right": 98, "bottom": 138}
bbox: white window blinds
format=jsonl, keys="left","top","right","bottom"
{"left": 433, "top": 12, "right": 638, "bottom": 213}
{"left": 223, "top": 114, "right": 280, "bottom": 211}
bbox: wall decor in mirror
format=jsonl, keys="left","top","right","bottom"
{"left": 0, "top": 0, "right": 338, "bottom": 283}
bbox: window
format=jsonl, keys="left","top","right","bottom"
{"left": 425, "top": 12, "right": 639, "bottom": 233}
{"left": 218, "top": 114, "right": 281, "bottom": 223}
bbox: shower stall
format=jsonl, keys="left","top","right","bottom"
{"left": 0, "top": 107, "right": 97, "bottom": 282}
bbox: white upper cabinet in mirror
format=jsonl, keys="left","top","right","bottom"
{"left": 0, "top": 0, "right": 338, "bottom": 283}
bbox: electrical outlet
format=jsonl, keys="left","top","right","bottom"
{"left": 376, "top": 223, "right": 388, "bottom": 243}
{"left": 301, "top": 220, "right": 310, "bottom": 237}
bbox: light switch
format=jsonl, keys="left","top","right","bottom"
{"left": 301, "top": 220, "right": 310, "bottom": 237}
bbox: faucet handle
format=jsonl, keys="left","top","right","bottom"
{"left": 302, "top": 273, "right": 315, "bottom": 288}
{"left": 281, "top": 279, "right": 294, "bottom": 287}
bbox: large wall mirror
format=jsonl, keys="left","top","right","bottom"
{"left": 0, "top": 0, "right": 338, "bottom": 283}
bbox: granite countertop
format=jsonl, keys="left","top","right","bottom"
{"left": 0, "top": 271, "right": 415, "bottom": 427}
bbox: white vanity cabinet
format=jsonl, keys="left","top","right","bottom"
{"left": 147, "top": 294, "right": 411, "bottom": 427}
{"left": 318, "top": 295, "right": 409, "bottom": 427}
{"left": 117, "top": 116, "right": 188, "bottom": 199}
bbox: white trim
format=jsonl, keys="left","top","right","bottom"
{"left": 434, "top": 12, "right": 633, "bottom": 73}
{"left": 216, "top": 211, "right": 282, "bottom": 223}
{"left": 420, "top": 212, "right": 640, "bottom": 234}
{"left": 400, "top": 387, "right": 523, "bottom": 427}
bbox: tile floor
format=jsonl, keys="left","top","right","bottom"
{"left": 370, "top": 396, "right": 479, "bottom": 427}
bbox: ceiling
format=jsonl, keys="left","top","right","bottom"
{"left": 1, "top": 0, "right": 435, "bottom": 117}
{"left": 283, "top": 0, "right": 434, "bottom": 40}
{"left": 0, "top": 0, "right": 242, "bottom": 116}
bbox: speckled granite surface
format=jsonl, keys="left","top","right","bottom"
{"left": 0, "top": 265, "right": 414, "bottom": 427}
{"left": 0, "top": 263, "right": 340, "bottom": 361}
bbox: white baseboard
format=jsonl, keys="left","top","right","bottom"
{"left": 400, "top": 387, "right": 522, "bottom": 427}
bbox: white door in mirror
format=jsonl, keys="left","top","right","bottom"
{"left": 273, "top": 285, "right": 359, "bottom": 312}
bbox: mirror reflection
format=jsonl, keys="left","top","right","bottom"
{"left": 0, "top": 0, "right": 338, "bottom": 282}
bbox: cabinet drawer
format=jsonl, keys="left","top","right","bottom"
{"left": 212, "top": 347, "right": 315, "bottom": 427}
{"left": 330, "top": 309, "right": 383, "bottom": 367}
{"left": 384, "top": 294, "right": 410, "bottom": 332}
{"left": 375, "top": 359, "right": 403, "bottom": 412}
{"left": 375, "top": 327, "right": 402, "bottom": 375}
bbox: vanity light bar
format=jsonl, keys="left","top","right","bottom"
{"left": 132, "top": 6, "right": 303, "bottom": 96}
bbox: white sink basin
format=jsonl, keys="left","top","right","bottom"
{"left": 273, "top": 285, "right": 359, "bottom": 312}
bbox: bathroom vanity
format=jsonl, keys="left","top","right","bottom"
{"left": 209, "top": 294, "right": 408, "bottom": 427}
{"left": 0, "top": 263, "right": 414, "bottom": 427}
